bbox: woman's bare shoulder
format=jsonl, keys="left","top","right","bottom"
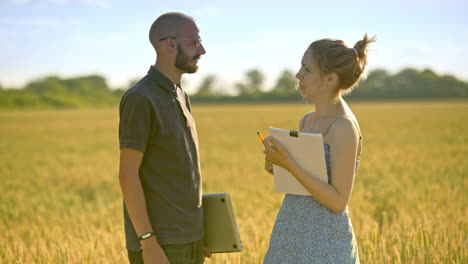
{"left": 327, "top": 116, "right": 360, "bottom": 145}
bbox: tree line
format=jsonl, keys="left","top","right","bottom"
{"left": 0, "top": 68, "right": 467, "bottom": 109}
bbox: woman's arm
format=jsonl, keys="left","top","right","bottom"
{"left": 264, "top": 117, "right": 360, "bottom": 213}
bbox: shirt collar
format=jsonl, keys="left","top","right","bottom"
{"left": 147, "top": 66, "right": 180, "bottom": 94}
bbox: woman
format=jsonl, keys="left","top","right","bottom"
{"left": 262, "top": 34, "right": 375, "bottom": 264}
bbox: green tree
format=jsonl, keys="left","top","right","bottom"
{"left": 195, "top": 75, "right": 217, "bottom": 96}
{"left": 63, "top": 75, "right": 114, "bottom": 106}
{"left": 236, "top": 69, "right": 265, "bottom": 96}
{"left": 63, "top": 75, "right": 109, "bottom": 94}
{"left": 271, "top": 70, "right": 297, "bottom": 95}
{"left": 25, "top": 76, "right": 64, "bottom": 93}
{"left": 352, "top": 69, "right": 390, "bottom": 98}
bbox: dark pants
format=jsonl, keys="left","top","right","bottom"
{"left": 128, "top": 240, "right": 205, "bottom": 264}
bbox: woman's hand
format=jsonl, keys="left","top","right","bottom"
{"left": 262, "top": 136, "right": 294, "bottom": 172}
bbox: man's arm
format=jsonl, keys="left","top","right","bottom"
{"left": 119, "top": 148, "right": 169, "bottom": 263}
{"left": 119, "top": 148, "right": 153, "bottom": 239}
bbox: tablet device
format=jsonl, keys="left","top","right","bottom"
{"left": 203, "top": 193, "right": 243, "bottom": 253}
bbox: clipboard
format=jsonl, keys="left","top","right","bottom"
{"left": 202, "top": 193, "right": 243, "bottom": 253}
{"left": 269, "top": 127, "right": 328, "bottom": 196}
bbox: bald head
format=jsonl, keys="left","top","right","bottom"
{"left": 149, "top": 12, "right": 196, "bottom": 50}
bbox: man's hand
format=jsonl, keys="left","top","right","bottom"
{"left": 204, "top": 248, "right": 212, "bottom": 258}
{"left": 141, "top": 237, "right": 170, "bottom": 264}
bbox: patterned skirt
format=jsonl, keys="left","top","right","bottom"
{"left": 263, "top": 194, "right": 359, "bottom": 264}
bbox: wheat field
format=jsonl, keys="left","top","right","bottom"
{"left": 0, "top": 101, "right": 467, "bottom": 264}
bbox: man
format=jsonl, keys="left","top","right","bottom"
{"left": 119, "top": 12, "right": 207, "bottom": 264}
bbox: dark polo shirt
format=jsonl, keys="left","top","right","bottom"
{"left": 119, "top": 66, "right": 203, "bottom": 251}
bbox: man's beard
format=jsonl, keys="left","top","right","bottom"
{"left": 175, "top": 46, "right": 199, "bottom": 73}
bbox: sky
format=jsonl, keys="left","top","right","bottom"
{"left": 1, "top": 0, "right": 467, "bottom": 94}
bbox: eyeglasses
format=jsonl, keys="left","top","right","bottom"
{"left": 159, "top": 36, "right": 202, "bottom": 47}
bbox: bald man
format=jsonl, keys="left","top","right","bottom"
{"left": 118, "top": 12, "right": 207, "bottom": 264}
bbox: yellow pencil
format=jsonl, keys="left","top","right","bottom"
{"left": 257, "top": 131, "right": 265, "bottom": 142}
